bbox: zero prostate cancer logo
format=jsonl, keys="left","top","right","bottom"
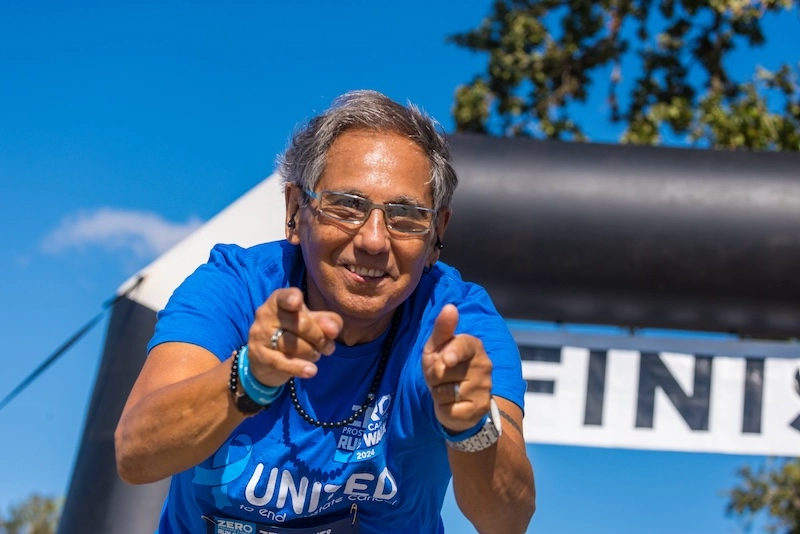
{"left": 335, "top": 394, "right": 392, "bottom": 460}
{"left": 215, "top": 519, "right": 255, "bottom": 533}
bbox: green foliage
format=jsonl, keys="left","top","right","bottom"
{"left": 727, "top": 458, "right": 800, "bottom": 534}
{"left": 0, "top": 494, "right": 62, "bottom": 534}
{"left": 449, "top": 0, "right": 800, "bottom": 150}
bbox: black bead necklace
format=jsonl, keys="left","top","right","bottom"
{"left": 290, "top": 280, "right": 401, "bottom": 428}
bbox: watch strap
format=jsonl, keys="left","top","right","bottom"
{"left": 445, "top": 398, "right": 502, "bottom": 453}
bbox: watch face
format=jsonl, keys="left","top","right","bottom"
{"left": 235, "top": 392, "right": 266, "bottom": 414}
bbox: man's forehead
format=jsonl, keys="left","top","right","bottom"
{"left": 318, "top": 131, "right": 433, "bottom": 205}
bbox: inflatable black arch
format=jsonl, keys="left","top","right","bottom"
{"left": 448, "top": 134, "right": 800, "bottom": 338}
{"left": 57, "top": 135, "right": 800, "bottom": 533}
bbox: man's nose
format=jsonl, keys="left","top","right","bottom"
{"left": 354, "top": 208, "right": 391, "bottom": 253}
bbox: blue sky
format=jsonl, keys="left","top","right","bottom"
{"left": 1, "top": 2, "right": 797, "bottom": 532}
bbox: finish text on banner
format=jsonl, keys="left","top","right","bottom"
{"left": 513, "top": 328, "right": 800, "bottom": 456}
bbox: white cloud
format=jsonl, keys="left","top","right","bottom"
{"left": 41, "top": 208, "right": 203, "bottom": 259}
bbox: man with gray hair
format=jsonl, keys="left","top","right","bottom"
{"left": 115, "top": 90, "right": 535, "bottom": 533}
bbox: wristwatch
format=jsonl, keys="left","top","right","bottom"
{"left": 229, "top": 348, "right": 268, "bottom": 415}
{"left": 233, "top": 383, "right": 267, "bottom": 414}
{"left": 446, "top": 398, "right": 503, "bottom": 453}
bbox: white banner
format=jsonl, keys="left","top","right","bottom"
{"left": 511, "top": 327, "right": 800, "bottom": 456}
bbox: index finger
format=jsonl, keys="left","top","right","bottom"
{"left": 266, "top": 288, "right": 340, "bottom": 355}
{"left": 439, "top": 333, "right": 481, "bottom": 369}
{"left": 274, "top": 287, "right": 305, "bottom": 313}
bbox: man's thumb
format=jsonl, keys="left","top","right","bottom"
{"left": 425, "top": 304, "right": 459, "bottom": 352}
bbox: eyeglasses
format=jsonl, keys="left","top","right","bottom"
{"left": 303, "top": 188, "right": 437, "bottom": 235}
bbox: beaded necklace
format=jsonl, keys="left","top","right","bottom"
{"left": 289, "top": 280, "right": 401, "bottom": 428}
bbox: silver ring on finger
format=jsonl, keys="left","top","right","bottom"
{"left": 453, "top": 382, "right": 461, "bottom": 403}
{"left": 270, "top": 327, "right": 285, "bottom": 351}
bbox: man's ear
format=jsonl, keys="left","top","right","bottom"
{"left": 427, "top": 209, "right": 452, "bottom": 265}
{"left": 285, "top": 184, "right": 302, "bottom": 244}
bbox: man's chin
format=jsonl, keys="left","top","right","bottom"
{"left": 339, "top": 303, "right": 390, "bottom": 321}
{"left": 337, "top": 295, "right": 401, "bottom": 320}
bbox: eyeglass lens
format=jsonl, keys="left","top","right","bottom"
{"left": 317, "top": 191, "right": 433, "bottom": 234}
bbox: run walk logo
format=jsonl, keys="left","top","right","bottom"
{"left": 334, "top": 394, "right": 392, "bottom": 463}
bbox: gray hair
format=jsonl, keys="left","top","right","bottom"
{"left": 277, "top": 90, "right": 458, "bottom": 211}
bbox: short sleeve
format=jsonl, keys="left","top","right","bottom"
{"left": 147, "top": 242, "right": 294, "bottom": 361}
{"left": 456, "top": 284, "right": 527, "bottom": 412}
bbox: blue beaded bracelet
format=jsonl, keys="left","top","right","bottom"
{"left": 238, "top": 346, "right": 284, "bottom": 406}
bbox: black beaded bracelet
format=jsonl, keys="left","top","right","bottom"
{"left": 229, "top": 349, "right": 267, "bottom": 415}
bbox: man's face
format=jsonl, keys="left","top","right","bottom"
{"left": 286, "top": 129, "right": 448, "bottom": 343}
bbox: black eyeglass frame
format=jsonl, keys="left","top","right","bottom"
{"left": 302, "top": 188, "right": 438, "bottom": 235}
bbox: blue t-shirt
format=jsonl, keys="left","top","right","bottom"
{"left": 148, "top": 240, "right": 525, "bottom": 534}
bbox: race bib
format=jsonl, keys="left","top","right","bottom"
{"left": 204, "top": 505, "right": 359, "bottom": 534}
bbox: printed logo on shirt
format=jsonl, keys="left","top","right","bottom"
{"left": 242, "top": 463, "right": 399, "bottom": 517}
{"left": 192, "top": 392, "right": 400, "bottom": 524}
{"left": 194, "top": 437, "right": 400, "bottom": 521}
{"left": 333, "top": 393, "right": 391, "bottom": 464}
{"left": 214, "top": 518, "right": 257, "bottom": 534}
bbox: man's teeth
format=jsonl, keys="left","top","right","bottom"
{"left": 347, "top": 265, "right": 385, "bottom": 278}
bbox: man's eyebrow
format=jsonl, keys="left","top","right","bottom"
{"left": 386, "top": 194, "right": 428, "bottom": 206}
{"left": 329, "top": 187, "right": 365, "bottom": 197}
{"left": 331, "top": 189, "right": 429, "bottom": 207}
